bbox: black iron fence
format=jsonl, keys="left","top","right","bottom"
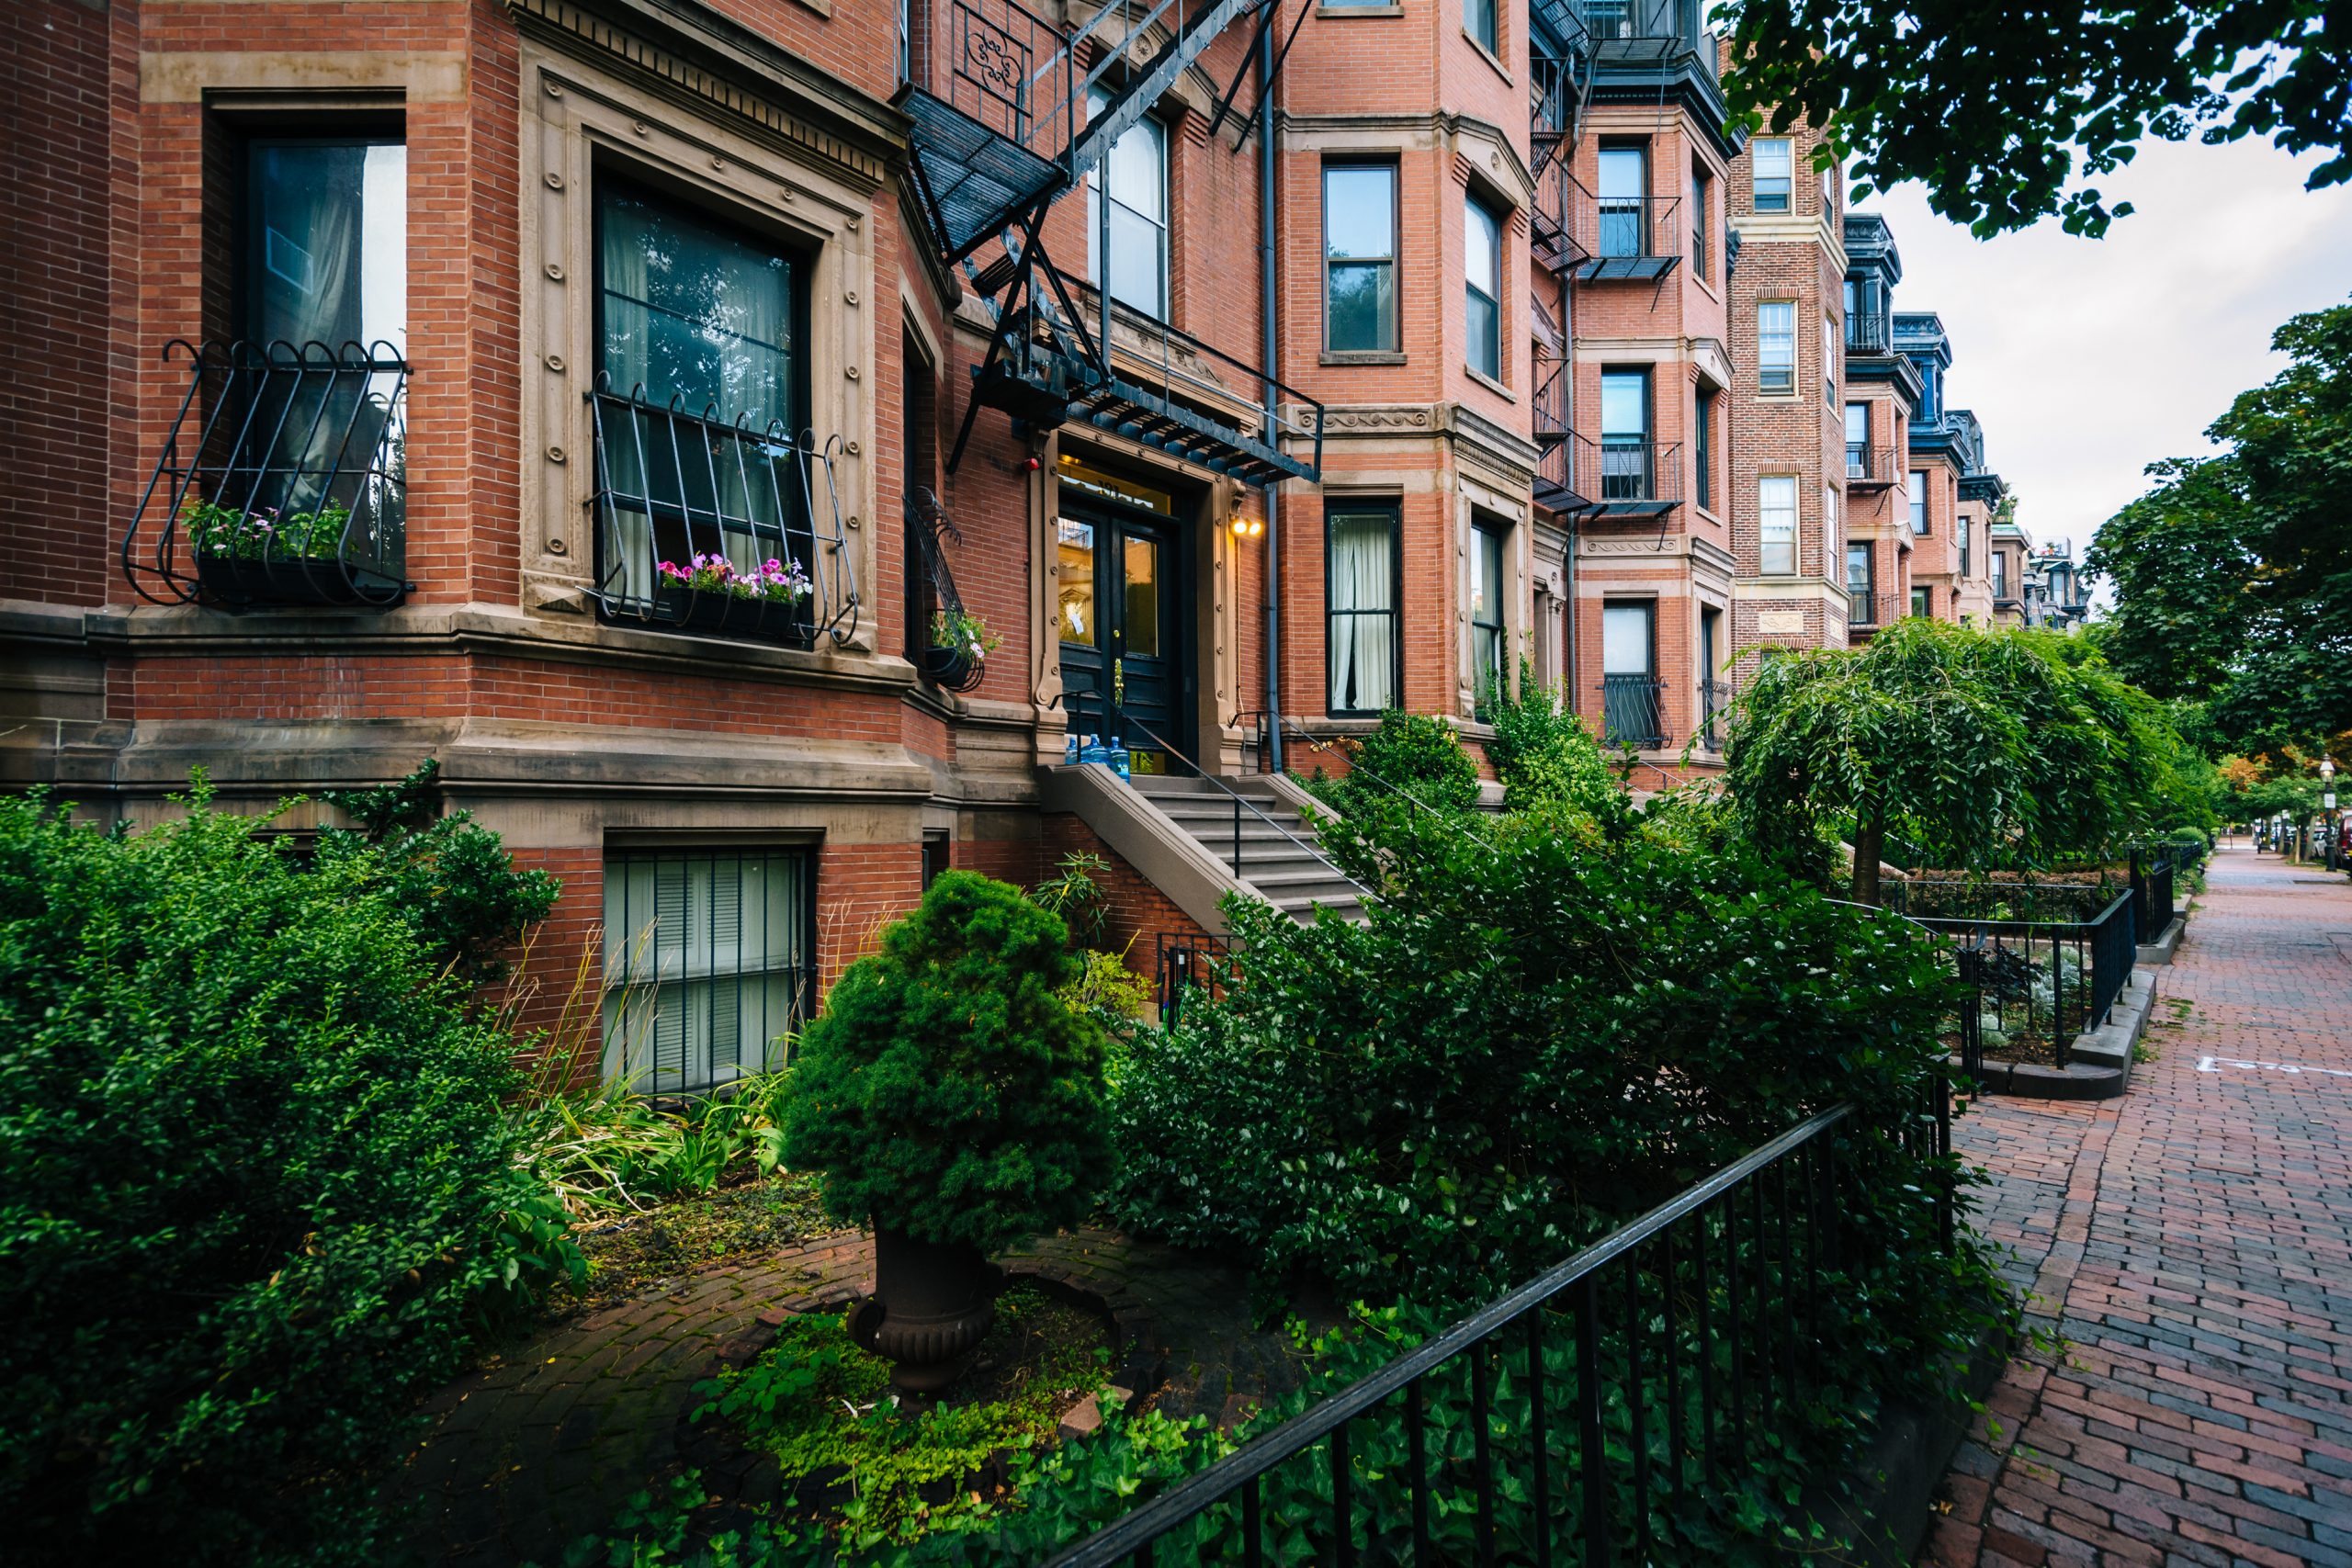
{"left": 1040, "top": 1092, "right": 1951, "bottom": 1567}
{"left": 1909, "top": 890, "right": 2134, "bottom": 1071}
{"left": 2130, "top": 851, "right": 2177, "bottom": 944}
{"left": 1600, "top": 673, "right": 1667, "bottom": 750}
{"left": 586, "top": 377, "right": 859, "bottom": 649}
{"left": 121, "top": 338, "right": 410, "bottom": 610}
{"left": 1154, "top": 931, "right": 1236, "bottom": 1026}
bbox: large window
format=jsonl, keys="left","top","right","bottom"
{"left": 1325, "top": 164, "right": 1397, "bottom": 354}
{"left": 1600, "top": 367, "right": 1651, "bottom": 500}
{"left": 1758, "top": 300, "right": 1795, "bottom": 394}
{"left": 1086, "top": 91, "right": 1168, "bottom": 318}
{"left": 1596, "top": 143, "right": 1648, "bottom": 258}
{"left": 1844, "top": 401, "right": 1870, "bottom": 479}
{"left": 1600, "top": 601, "right": 1660, "bottom": 747}
{"left": 602, "top": 849, "right": 815, "bottom": 1093}
{"left": 1992, "top": 551, "right": 2009, "bottom": 600}
{"left": 233, "top": 136, "right": 409, "bottom": 534}
{"left": 1906, "top": 469, "right": 1928, "bottom": 534}
{"left": 1911, "top": 586, "right": 1931, "bottom": 618}
{"left": 1958, "top": 513, "right": 1973, "bottom": 578}
{"left": 1464, "top": 0, "right": 1498, "bottom": 53}
{"left": 596, "top": 178, "right": 805, "bottom": 618}
{"left": 1759, "top": 474, "right": 1798, "bottom": 575}
{"left": 1464, "top": 195, "right": 1503, "bottom": 379}
{"left": 1846, "top": 540, "right": 1873, "bottom": 604}
{"left": 1822, "top": 314, "right": 1838, "bottom": 404}
{"left": 1752, "top": 137, "right": 1792, "bottom": 212}
{"left": 1327, "top": 505, "right": 1398, "bottom": 715}
{"left": 1694, "top": 388, "right": 1713, "bottom": 511}
{"left": 1470, "top": 521, "right": 1508, "bottom": 707}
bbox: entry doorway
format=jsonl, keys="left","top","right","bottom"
{"left": 1056, "top": 463, "right": 1192, "bottom": 774}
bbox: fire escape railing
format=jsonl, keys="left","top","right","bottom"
{"left": 585, "top": 377, "right": 858, "bottom": 649}
{"left": 121, "top": 339, "right": 410, "bottom": 610}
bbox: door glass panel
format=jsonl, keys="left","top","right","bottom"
{"left": 1122, "top": 535, "right": 1160, "bottom": 658}
{"left": 1057, "top": 518, "right": 1097, "bottom": 645}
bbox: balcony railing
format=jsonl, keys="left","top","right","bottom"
{"left": 1531, "top": 160, "right": 1591, "bottom": 275}
{"left": 587, "top": 377, "right": 858, "bottom": 649}
{"left": 122, "top": 339, "right": 410, "bottom": 610}
{"left": 1844, "top": 314, "right": 1892, "bottom": 355}
{"left": 1571, "top": 434, "right": 1682, "bottom": 514}
{"left": 1844, "top": 443, "right": 1897, "bottom": 490}
{"left": 1600, "top": 672, "right": 1667, "bottom": 749}
{"left": 1577, "top": 0, "right": 1717, "bottom": 85}
{"left": 1572, "top": 189, "right": 1681, "bottom": 281}
{"left": 1845, "top": 590, "right": 1903, "bottom": 629}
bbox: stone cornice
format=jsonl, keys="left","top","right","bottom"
{"left": 505, "top": 0, "right": 905, "bottom": 190}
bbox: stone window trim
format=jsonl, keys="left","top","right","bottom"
{"left": 517, "top": 47, "right": 878, "bottom": 652}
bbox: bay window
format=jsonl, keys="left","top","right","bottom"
{"left": 1759, "top": 474, "right": 1798, "bottom": 575}
{"left": 1758, "top": 300, "right": 1795, "bottom": 393}
{"left": 1327, "top": 505, "right": 1400, "bottom": 715}
{"left": 1325, "top": 164, "right": 1398, "bottom": 354}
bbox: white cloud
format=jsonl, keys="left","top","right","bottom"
{"left": 1868, "top": 138, "right": 2352, "bottom": 557}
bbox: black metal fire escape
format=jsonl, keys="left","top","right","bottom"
{"left": 1530, "top": 0, "right": 1594, "bottom": 513}
{"left": 900, "top": 0, "right": 1320, "bottom": 487}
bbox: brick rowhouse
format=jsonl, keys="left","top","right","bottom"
{"left": 0, "top": 0, "right": 2018, "bottom": 1086}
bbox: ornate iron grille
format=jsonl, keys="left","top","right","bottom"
{"left": 121, "top": 339, "right": 409, "bottom": 609}
{"left": 587, "top": 377, "right": 858, "bottom": 649}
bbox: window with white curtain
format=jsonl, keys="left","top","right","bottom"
{"left": 602, "top": 849, "right": 816, "bottom": 1093}
{"left": 1086, "top": 89, "right": 1169, "bottom": 319}
{"left": 595, "top": 177, "right": 801, "bottom": 611}
{"left": 1758, "top": 300, "right": 1795, "bottom": 393}
{"left": 1327, "top": 506, "right": 1399, "bottom": 715}
{"left": 1759, "top": 474, "right": 1798, "bottom": 575}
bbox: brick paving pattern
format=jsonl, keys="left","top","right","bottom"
{"left": 1927, "top": 844, "right": 2352, "bottom": 1567}
{"left": 392, "top": 1227, "right": 1295, "bottom": 1564}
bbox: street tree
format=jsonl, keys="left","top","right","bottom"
{"left": 1724, "top": 620, "right": 2178, "bottom": 905}
{"left": 2087, "top": 302, "right": 2352, "bottom": 753}
{"left": 1721, "top": 2, "right": 2347, "bottom": 236}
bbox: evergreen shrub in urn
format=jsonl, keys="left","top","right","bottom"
{"left": 779, "top": 872, "right": 1111, "bottom": 1395}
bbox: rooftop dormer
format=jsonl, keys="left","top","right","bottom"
{"left": 1841, "top": 213, "right": 1901, "bottom": 355}
{"left": 1894, "top": 312, "right": 1951, "bottom": 423}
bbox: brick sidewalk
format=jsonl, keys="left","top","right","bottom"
{"left": 1927, "top": 844, "right": 2352, "bottom": 1567}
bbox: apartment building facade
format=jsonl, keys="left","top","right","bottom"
{"left": 1, "top": 0, "right": 2025, "bottom": 1089}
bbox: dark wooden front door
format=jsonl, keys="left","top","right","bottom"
{"left": 1057, "top": 499, "right": 1186, "bottom": 773}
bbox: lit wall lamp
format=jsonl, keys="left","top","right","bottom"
{"left": 1230, "top": 516, "right": 1266, "bottom": 539}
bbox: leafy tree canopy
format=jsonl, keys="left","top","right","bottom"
{"left": 2087, "top": 302, "right": 2352, "bottom": 755}
{"left": 1721, "top": 2, "right": 2347, "bottom": 236}
{"left": 1723, "top": 620, "right": 2186, "bottom": 902}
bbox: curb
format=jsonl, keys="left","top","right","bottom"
{"left": 2135, "top": 914, "right": 2185, "bottom": 966}
{"left": 1956, "top": 970, "right": 2159, "bottom": 1101}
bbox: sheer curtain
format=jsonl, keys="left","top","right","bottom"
{"left": 1329, "top": 512, "right": 1395, "bottom": 712}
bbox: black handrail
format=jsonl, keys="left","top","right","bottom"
{"left": 1077, "top": 698, "right": 1377, "bottom": 904}
{"left": 1041, "top": 1091, "right": 1951, "bottom": 1565}
{"left": 1243, "top": 709, "right": 1503, "bottom": 855}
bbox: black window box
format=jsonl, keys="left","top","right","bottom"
{"left": 653, "top": 585, "right": 814, "bottom": 647}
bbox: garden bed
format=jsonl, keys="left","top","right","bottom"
{"left": 681, "top": 1279, "right": 1116, "bottom": 1546}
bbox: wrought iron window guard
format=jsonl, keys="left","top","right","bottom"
{"left": 586, "top": 377, "right": 858, "bottom": 649}
{"left": 1040, "top": 1091, "right": 1954, "bottom": 1566}
{"left": 907, "top": 486, "right": 984, "bottom": 692}
{"left": 1600, "top": 672, "right": 1668, "bottom": 750}
{"left": 1846, "top": 590, "right": 1902, "bottom": 628}
{"left": 1698, "top": 677, "right": 1732, "bottom": 750}
{"left": 121, "top": 339, "right": 411, "bottom": 610}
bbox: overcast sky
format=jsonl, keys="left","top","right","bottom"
{"left": 1864, "top": 138, "right": 2352, "bottom": 562}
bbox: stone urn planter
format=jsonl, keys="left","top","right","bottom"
{"left": 847, "top": 1228, "right": 996, "bottom": 1398}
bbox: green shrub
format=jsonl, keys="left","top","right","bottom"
{"left": 1481, "top": 660, "right": 1628, "bottom": 821}
{"left": 778, "top": 873, "right": 1111, "bottom": 1252}
{"left": 1106, "top": 805, "right": 1964, "bottom": 1309}
{"left": 1301, "top": 709, "right": 1480, "bottom": 821}
{"left": 526, "top": 1075, "right": 795, "bottom": 1215}
{"left": 0, "top": 784, "right": 577, "bottom": 1567}
{"left": 320, "top": 758, "right": 560, "bottom": 981}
